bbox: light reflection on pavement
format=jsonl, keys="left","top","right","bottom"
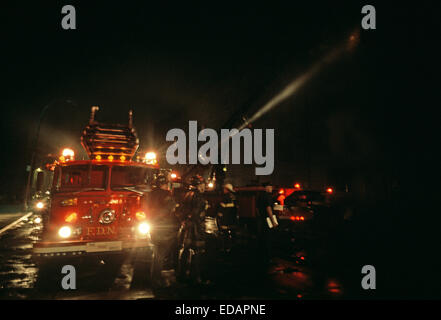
{"left": 0, "top": 211, "right": 352, "bottom": 300}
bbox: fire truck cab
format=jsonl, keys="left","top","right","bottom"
{"left": 33, "top": 107, "right": 159, "bottom": 261}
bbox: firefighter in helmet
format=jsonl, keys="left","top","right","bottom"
{"left": 218, "top": 183, "right": 237, "bottom": 226}
{"left": 217, "top": 183, "right": 237, "bottom": 252}
{"left": 148, "top": 173, "right": 179, "bottom": 287}
{"left": 256, "top": 182, "right": 278, "bottom": 266}
{"left": 177, "top": 175, "right": 209, "bottom": 284}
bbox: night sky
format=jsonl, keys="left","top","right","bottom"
{"left": 0, "top": 1, "right": 439, "bottom": 202}
{"left": 0, "top": 1, "right": 440, "bottom": 297}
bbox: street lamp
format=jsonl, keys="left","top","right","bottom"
{"left": 23, "top": 99, "right": 77, "bottom": 210}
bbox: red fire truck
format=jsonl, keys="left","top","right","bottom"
{"left": 33, "top": 107, "right": 160, "bottom": 263}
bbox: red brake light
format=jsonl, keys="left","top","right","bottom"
{"left": 326, "top": 188, "right": 333, "bottom": 194}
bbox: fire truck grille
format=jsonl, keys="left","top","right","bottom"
{"left": 98, "top": 209, "right": 116, "bottom": 224}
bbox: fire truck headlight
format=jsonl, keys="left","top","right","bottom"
{"left": 144, "top": 152, "right": 157, "bottom": 164}
{"left": 138, "top": 222, "right": 150, "bottom": 235}
{"left": 34, "top": 217, "right": 42, "bottom": 224}
{"left": 36, "top": 201, "right": 44, "bottom": 209}
{"left": 58, "top": 226, "right": 72, "bottom": 238}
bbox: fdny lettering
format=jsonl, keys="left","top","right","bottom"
{"left": 86, "top": 226, "right": 116, "bottom": 236}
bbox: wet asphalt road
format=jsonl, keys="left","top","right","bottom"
{"left": 0, "top": 209, "right": 361, "bottom": 300}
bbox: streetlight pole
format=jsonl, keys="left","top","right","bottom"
{"left": 23, "top": 99, "right": 77, "bottom": 210}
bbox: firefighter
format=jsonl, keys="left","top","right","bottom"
{"left": 148, "top": 174, "right": 179, "bottom": 288}
{"left": 218, "top": 183, "right": 236, "bottom": 224}
{"left": 217, "top": 183, "right": 237, "bottom": 252}
{"left": 256, "top": 182, "right": 278, "bottom": 266}
{"left": 177, "top": 175, "right": 209, "bottom": 284}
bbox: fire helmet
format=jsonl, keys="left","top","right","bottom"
{"left": 223, "top": 183, "right": 234, "bottom": 193}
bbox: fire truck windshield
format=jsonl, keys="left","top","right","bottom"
{"left": 55, "top": 164, "right": 107, "bottom": 192}
{"left": 110, "top": 166, "right": 155, "bottom": 190}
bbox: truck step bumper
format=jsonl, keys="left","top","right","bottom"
{"left": 33, "top": 240, "right": 153, "bottom": 258}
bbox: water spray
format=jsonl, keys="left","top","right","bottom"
{"left": 238, "top": 29, "right": 360, "bottom": 130}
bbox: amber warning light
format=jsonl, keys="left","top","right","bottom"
{"left": 144, "top": 152, "right": 157, "bottom": 165}
{"left": 60, "top": 148, "right": 75, "bottom": 162}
